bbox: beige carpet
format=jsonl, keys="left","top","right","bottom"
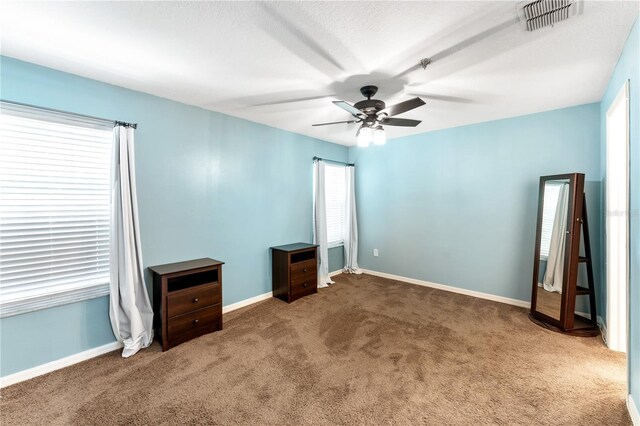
{"left": 1, "top": 274, "right": 630, "bottom": 425}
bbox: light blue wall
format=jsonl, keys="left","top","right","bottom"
{"left": 600, "top": 15, "right": 640, "bottom": 406}
{"left": 0, "top": 298, "right": 115, "bottom": 376}
{"left": 0, "top": 56, "right": 347, "bottom": 377}
{"left": 349, "top": 103, "right": 602, "bottom": 305}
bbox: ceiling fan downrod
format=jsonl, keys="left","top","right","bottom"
{"left": 360, "top": 85, "right": 378, "bottom": 100}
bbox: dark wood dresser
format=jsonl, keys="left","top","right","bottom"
{"left": 271, "top": 243, "right": 318, "bottom": 303}
{"left": 149, "top": 258, "right": 224, "bottom": 351}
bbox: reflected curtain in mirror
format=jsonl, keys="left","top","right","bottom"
{"left": 542, "top": 182, "right": 569, "bottom": 294}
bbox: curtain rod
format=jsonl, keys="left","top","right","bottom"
{"left": 114, "top": 121, "right": 138, "bottom": 129}
{"left": 1, "top": 99, "right": 138, "bottom": 129}
{"left": 313, "top": 156, "right": 354, "bottom": 167}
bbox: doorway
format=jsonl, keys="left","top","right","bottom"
{"left": 605, "top": 80, "right": 630, "bottom": 353}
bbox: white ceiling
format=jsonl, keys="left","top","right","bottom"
{"left": 1, "top": 1, "right": 638, "bottom": 146}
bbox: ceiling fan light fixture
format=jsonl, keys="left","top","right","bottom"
{"left": 356, "top": 125, "right": 372, "bottom": 147}
{"left": 373, "top": 126, "right": 386, "bottom": 146}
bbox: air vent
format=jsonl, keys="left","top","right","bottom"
{"left": 517, "top": 0, "right": 584, "bottom": 31}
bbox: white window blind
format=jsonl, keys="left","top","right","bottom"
{"left": 324, "top": 164, "right": 346, "bottom": 247}
{"left": 540, "top": 182, "right": 562, "bottom": 258}
{"left": 0, "top": 102, "right": 113, "bottom": 317}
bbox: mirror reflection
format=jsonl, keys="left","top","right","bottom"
{"left": 536, "top": 179, "right": 570, "bottom": 320}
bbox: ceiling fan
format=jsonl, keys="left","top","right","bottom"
{"left": 312, "top": 85, "right": 426, "bottom": 146}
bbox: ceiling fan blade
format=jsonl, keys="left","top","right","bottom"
{"left": 381, "top": 117, "right": 422, "bottom": 127}
{"left": 378, "top": 97, "right": 426, "bottom": 117}
{"left": 258, "top": 2, "right": 347, "bottom": 79}
{"left": 391, "top": 16, "right": 519, "bottom": 80}
{"left": 312, "top": 119, "right": 360, "bottom": 127}
{"left": 333, "top": 101, "right": 365, "bottom": 118}
{"left": 253, "top": 95, "right": 333, "bottom": 107}
{"left": 406, "top": 92, "right": 473, "bottom": 104}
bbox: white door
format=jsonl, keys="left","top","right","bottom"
{"left": 605, "top": 80, "right": 629, "bottom": 353}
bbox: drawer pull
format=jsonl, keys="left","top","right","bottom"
{"left": 303, "top": 283, "right": 309, "bottom": 288}
{"left": 193, "top": 298, "right": 199, "bottom": 303}
{"left": 303, "top": 268, "right": 308, "bottom": 272}
{"left": 193, "top": 319, "right": 199, "bottom": 325}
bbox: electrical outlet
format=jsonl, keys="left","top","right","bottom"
{"left": 373, "top": 249, "right": 379, "bottom": 257}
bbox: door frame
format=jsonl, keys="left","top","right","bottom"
{"left": 604, "top": 79, "right": 630, "bottom": 359}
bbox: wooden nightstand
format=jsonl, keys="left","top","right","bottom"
{"left": 271, "top": 243, "right": 318, "bottom": 303}
{"left": 149, "top": 258, "right": 224, "bottom": 351}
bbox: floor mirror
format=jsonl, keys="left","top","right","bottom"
{"left": 529, "top": 173, "right": 599, "bottom": 336}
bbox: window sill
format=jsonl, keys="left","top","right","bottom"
{"left": 0, "top": 281, "right": 110, "bottom": 318}
{"left": 328, "top": 243, "right": 344, "bottom": 249}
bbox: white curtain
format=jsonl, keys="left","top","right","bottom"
{"left": 543, "top": 183, "right": 569, "bottom": 293}
{"left": 343, "top": 165, "right": 361, "bottom": 274}
{"left": 313, "top": 160, "right": 334, "bottom": 288}
{"left": 109, "top": 125, "right": 154, "bottom": 357}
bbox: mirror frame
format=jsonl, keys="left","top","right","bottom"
{"left": 530, "top": 173, "right": 585, "bottom": 331}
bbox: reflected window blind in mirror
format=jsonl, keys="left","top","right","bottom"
{"left": 540, "top": 182, "right": 562, "bottom": 258}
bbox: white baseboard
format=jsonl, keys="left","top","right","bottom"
{"left": 597, "top": 315, "right": 607, "bottom": 345}
{"left": 0, "top": 340, "right": 123, "bottom": 388}
{"left": 2, "top": 290, "right": 277, "bottom": 388}
{"left": 361, "top": 269, "right": 530, "bottom": 309}
{"left": 223, "top": 271, "right": 343, "bottom": 315}
{"left": 629, "top": 394, "right": 640, "bottom": 425}
{"left": 363, "top": 270, "right": 617, "bottom": 344}
{"left": 222, "top": 291, "right": 272, "bottom": 314}
{"left": 223, "top": 272, "right": 342, "bottom": 314}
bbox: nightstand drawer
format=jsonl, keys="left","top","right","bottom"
{"left": 290, "top": 275, "right": 316, "bottom": 296}
{"left": 290, "top": 259, "right": 316, "bottom": 279}
{"left": 167, "top": 305, "right": 221, "bottom": 343}
{"left": 167, "top": 283, "right": 221, "bottom": 318}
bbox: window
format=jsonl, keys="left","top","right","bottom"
{"left": 324, "top": 164, "right": 346, "bottom": 247}
{"left": 0, "top": 102, "right": 113, "bottom": 317}
{"left": 539, "top": 182, "right": 562, "bottom": 258}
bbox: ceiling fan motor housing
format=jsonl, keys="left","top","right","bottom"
{"left": 354, "top": 99, "right": 386, "bottom": 115}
